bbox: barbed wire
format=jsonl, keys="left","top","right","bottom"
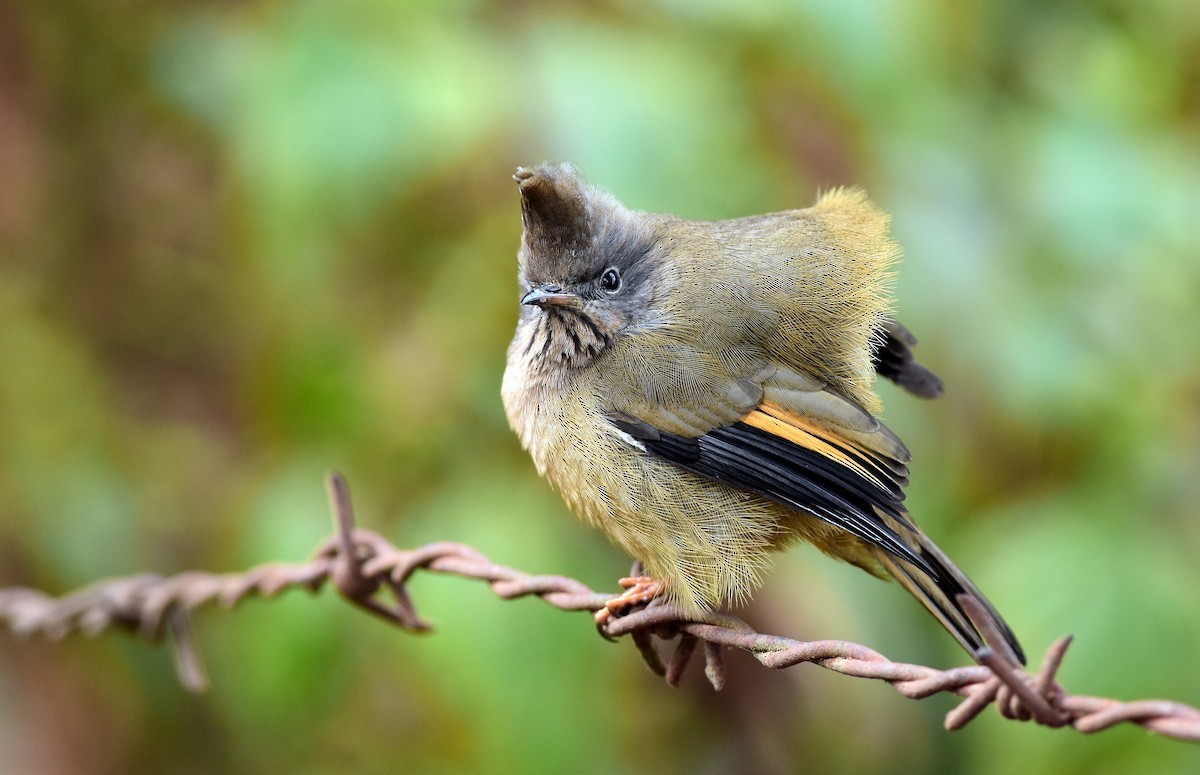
{"left": 2, "top": 473, "right": 1198, "bottom": 742}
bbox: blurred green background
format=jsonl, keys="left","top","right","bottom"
{"left": 1, "top": 0, "right": 1198, "bottom": 773}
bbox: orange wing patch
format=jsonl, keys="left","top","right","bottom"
{"left": 743, "top": 401, "right": 888, "bottom": 490}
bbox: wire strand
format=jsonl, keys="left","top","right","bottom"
{"left": 1, "top": 473, "right": 1197, "bottom": 742}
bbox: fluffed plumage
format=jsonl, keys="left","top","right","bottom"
{"left": 502, "top": 163, "right": 1023, "bottom": 663}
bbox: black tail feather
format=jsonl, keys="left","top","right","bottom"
{"left": 873, "top": 534, "right": 1025, "bottom": 665}
{"left": 873, "top": 319, "right": 945, "bottom": 399}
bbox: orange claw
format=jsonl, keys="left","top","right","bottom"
{"left": 594, "top": 576, "right": 664, "bottom": 625}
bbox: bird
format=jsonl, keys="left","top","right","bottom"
{"left": 500, "top": 162, "right": 1023, "bottom": 664}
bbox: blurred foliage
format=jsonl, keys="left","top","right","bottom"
{"left": 1, "top": 0, "right": 1199, "bottom": 773}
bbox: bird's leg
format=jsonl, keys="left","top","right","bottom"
{"left": 594, "top": 576, "right": 664, "bottom": 624}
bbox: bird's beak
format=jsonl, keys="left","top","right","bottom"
{"left": 521, "top": 286, "right": 578, "bottom": 308}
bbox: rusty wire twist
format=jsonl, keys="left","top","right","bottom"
{"left": 1, "top": 474, "right": 1198, "bottom": 742}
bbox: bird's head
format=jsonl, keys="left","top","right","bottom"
{"left": 513, "top": 163, "right": 667, "bottom": 369}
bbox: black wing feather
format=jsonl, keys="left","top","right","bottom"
{"left": 610, "top": 411, "right": 1027, "bottom": 664}
{"left": 610, "top": 415, "right": 936, "bottom": 576}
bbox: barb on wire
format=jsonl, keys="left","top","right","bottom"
{"left": 1, "top": 473, "right": 1198, "bottom": 742}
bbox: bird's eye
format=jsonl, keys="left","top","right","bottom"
{"left": 599, "top": 267, "right": 622, "bottom": 293}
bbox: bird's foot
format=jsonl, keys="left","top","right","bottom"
{"left": 594, "top": 576, "right": 664, "bottom": 625}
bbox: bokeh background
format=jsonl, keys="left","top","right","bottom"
{"left": 2, "top": 1, "right": 1199, "bottom": 773}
